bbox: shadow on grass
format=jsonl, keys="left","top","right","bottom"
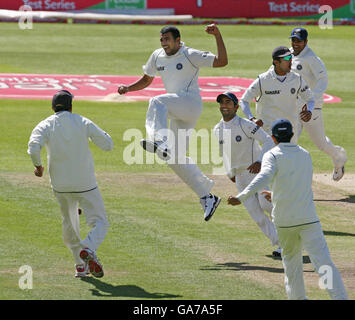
{"left": 323, "top": 230, "right": 355, "bottom": 237}
{"left": 80, "top": 277, "right": 182, "bottom": 298}
{"left": 265, "top": 255, "right": 312, "bottom": 264}
{"left": 201, "top": 257, "right": 314, "bottom": 274}
{"left": 314, "top": 195, "right": 355, "bottom": 204}
{"left": 200, "top": 262, "right": 284, "bottom": 273}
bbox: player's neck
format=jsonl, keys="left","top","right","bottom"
{"left": 274, "top": 68, "right": 287, "bottom": 76}
{"left": 223, "top": 114, "right": 236, "bottom": 122}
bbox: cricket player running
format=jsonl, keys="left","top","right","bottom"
{"left": 239, "top": 46, "right": 314, "bottom": 144}
{"left": 228, "top": 119, "right": 348, "bottom": 300}
{"left": 289, "top": 27, "right": 347, "bottom": 181}
{"left": 118, "top": 24, "right": 228, "bottom": 221}
{"left": 28, "top": 90, "right": 113, "bottom": 278}
{"left": 213, "top": 92, "right": 281, "bottom": 256}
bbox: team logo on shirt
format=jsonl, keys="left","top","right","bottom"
{"left": 291, "top": 88, "right": 296, "bottom": 94}
{"left": 235, "top": 135, "right": 242, "bottom": 142}
{"left": 202, "top": 51, "right": 209, "bottom": 58}
{"left": 157, "top": 66, "right": 165, "bottom": 71}
{"left": 176, "top": 63, "right": 183, "bottom": 70}
{"left": 297, "top": 64, "right": 303, "bottom": 70}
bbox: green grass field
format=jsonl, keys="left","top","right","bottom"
{"left": 0, "top": 22, "right": 354, "bottom": 300}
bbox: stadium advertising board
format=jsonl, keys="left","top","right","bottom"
{"left": 0, "top": 0, "right": 146, "bottom": 10}
{"left": 0, "top": 0, "right": 353, "bottom": 18}
{"left": 147, "top": 0, "right": 355, "bottom": 18}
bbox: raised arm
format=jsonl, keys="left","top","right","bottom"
{"left": 205, "top": 24, "right": 228, "bottom": 68}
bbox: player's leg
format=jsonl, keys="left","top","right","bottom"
{"left": 236, "top": 172, "right": 279, "bottom": 247}
{"left": 303, "top": 109, "right": 347, "bottom": 181}
{"left": 79, "top": 188, "right": 109, "bottom": 252}
{"left": 78, "top": 188, "right": 109, "bottom": 278}
{"left": 277, "top": 226, "right": 306, "bottom": 300}
{"left": 167, "top": 118, "right": 219, "bottom": 221}
{"left": 301, "top": 222, "right": 348, "bottom": 300}
{"left": 145, "top": 93, "right": 202, "bottom": 142}
{"left": 53, "top": 191, "right": 86, "bottom": 276}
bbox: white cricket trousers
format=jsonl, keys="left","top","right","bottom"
{"left": 301, "top": 108, "right": 344, "bottom": 165}
{"left": 54, "top": 187, "right": 110, "bottom": 265}
{"left": 145, "top": 93, "right": 214, "bottom": 198}
{"left": 277, "top": 222, "right": 348, "bottom": 300}
{"left": 236, "top": 171, "right": 279, "bottom": 247}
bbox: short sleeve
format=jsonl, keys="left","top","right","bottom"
{"left": 186, "top": 48, "right": 216, "bottom": 68}
{"left": 142, "top": 50, "right": 160, "bottom": 77}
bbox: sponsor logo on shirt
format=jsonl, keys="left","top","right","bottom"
{"left": 251, "top": 126, "right": 260, "bottom": 135}
{"left": 301, "top": 85, "right": 309, "bottom": 92}
{"left": 176, "top": 63, "right": 183, "bottom": 70}
{"left": 157, "top": 66, "right": 165, "bottom": 71}
{"left": 219, "top": 140, "right": 224, "bottom": 144}
{"left": 202, "top": 51, "right": 209, "bottom": 58}
{"left": 297, "top": 64, "right": 303, "bottom": 70}
{"left": 265, "top": 90, "right": 280, "bottom": 94}
{"left": 235, "top": 135, "right": 242, "bottom": 142}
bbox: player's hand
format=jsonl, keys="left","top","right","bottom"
{"left": 227, "top": 196, "right": 241, "bottom": 206}
{"left": 230, "top": 176, "right": 236, "bottom": 183}
{"left": 247, "top": 161, "right": 261, "bottom": 174}
{"left": 261, "top": 190, "right": 272, "bottom": 202}
{"left": 34, "top": 165, "right": 44, "bottom": 177}
{"left": 118, "top": 85, "right": 129, "bottom": 95}
{"left": 250, "top": 117, "right": 264, "bottom": 127}
{"left": 205, "top": 24, "right": 221, "bottom": 36}
{"left": 300, "top": 105, "right": 312, "bottom": 122}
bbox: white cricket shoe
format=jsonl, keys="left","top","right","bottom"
{"left": 80, "top": 248, "right": 104, "bottom": 278}
{"left": 75, "top": 263, "right": 90, "bottom": 278}
{"left": 140, "top": 139, "right": 171, "bottom": 161}
{"left": 200, "top": 193, "right": 221, "bottom": 221}
{"left": 333, "top": 147, "right": 347, "bottom": 181}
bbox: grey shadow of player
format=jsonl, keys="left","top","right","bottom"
{"left": 314, "top": 195, "right": 355, "bottom": 204}
{"left": 80, "top": 277, "right": 182, "bottom": 298}
{"left": 265, "top": 255, "right": 312, "bottom": 264}
{"left": 200, "top": 262, "right": 284, "bottom": 273}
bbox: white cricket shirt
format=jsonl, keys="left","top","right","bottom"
{"left": 28, "top": 111, "right": 113, "bottom": 192}
{"left": 291, "top": 45, "right": 328, "bottom": 108}
{"left": 237, "top": 143, "right": 319, "bottom": 228}
{"left": 214, "top": 115, "right": 275, "bottom": 178}
{"left": 240, "top": 67, "right": 314, "bottom": 134}
{"left": 143, "top": 43, "right": 216, "bottom": 96}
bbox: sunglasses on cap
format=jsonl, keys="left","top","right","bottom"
{"left": 282, "top": 55, "right": 292, "bottom": 61}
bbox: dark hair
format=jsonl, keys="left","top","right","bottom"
{"left": 272, "top": 57, "right": 281, "bottom": 66}
{"left": 52, "top": 90, "right": 73, "bottom": 112}
{"left": 160, "top": 26, "right": 181, "bottom": 39}
{"left": 274, "top": 134, "right": 292, "bottom": 143}
{"left": 272, "top": 119, "right": 293, "bottom": 143}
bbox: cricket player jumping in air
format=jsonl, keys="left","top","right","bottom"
{"left": 118, "top": 24, "right": 228, "bottom": 221}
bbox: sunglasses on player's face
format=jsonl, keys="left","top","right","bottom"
{"left": 282, "top": 55, "right": 292, "bottom": 61}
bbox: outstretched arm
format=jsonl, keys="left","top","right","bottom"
{"left": 118, "top": 74, "right": 154, "bottom": 95}
{"left": 205, "top": 24, "right": 228, "bottom": 68}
